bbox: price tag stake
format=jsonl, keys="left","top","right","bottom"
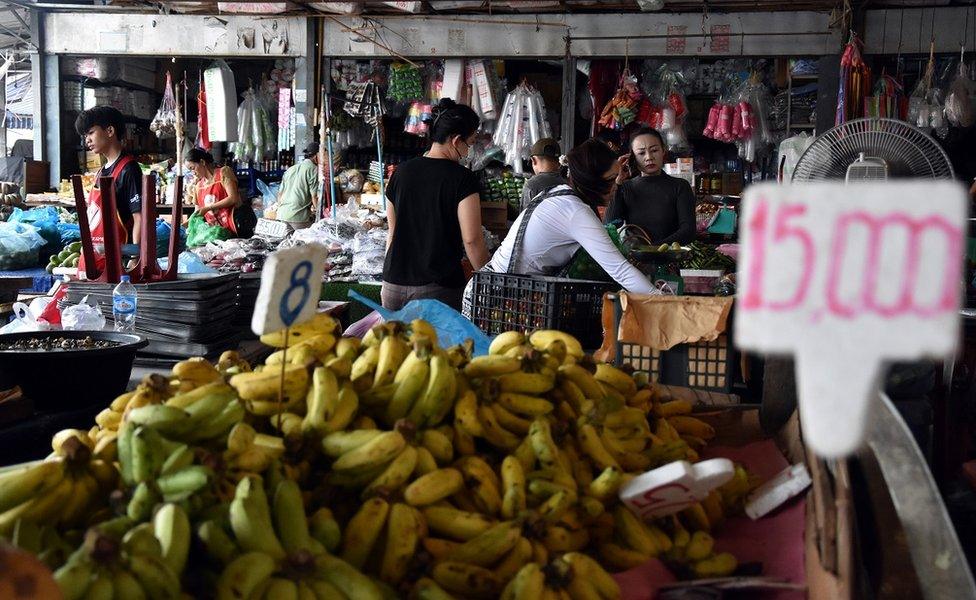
{"left": 736, "top": 182, "right": 966, "bottom": 458}
{"left": 251, "top": 245, "right": 328, "bottom": 419}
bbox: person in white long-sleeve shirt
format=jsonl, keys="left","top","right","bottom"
{"left": 464, "top": 139, "right": 655, "bottom": 316}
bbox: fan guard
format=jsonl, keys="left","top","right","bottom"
{"left": 791, "top": 118, "right": 954, "bottom": 182}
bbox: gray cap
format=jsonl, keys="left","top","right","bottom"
{"left": 530, "top": 138, "right": 560, "bottom": 159}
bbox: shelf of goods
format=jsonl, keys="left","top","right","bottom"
{"left": 0, "top": 313, "right": 968, "bottom": 598}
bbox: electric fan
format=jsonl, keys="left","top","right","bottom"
{"left": 791, "top": 118, "right": 954, "bottom": 182}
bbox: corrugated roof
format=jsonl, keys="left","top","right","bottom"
{"left": 41, "top": 0, "right": 851, "bottom": 15}
{"left": 0, "top": 5, "right": 31, "bottom": 53}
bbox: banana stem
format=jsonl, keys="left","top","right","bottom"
{"left": 277, "top": 327, "right": 290, "bottom": 417}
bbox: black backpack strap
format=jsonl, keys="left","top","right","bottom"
{"left": 506, "top": 187, "right": 575, "bottom": 274}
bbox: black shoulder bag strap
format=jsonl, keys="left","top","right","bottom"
{"left": 505, "top": 187, "right": 572, "bottom": 274}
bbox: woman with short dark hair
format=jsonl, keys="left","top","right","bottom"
{"left": 606, "top": 127, "right": 696, "bottom": 244}
{"left": 382, "top": 99, "right": 490, "bottom": 311}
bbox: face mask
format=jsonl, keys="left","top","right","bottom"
{"left": 454, "top": 139, "right": 472, "bottom": 166}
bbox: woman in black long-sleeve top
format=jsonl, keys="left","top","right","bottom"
{"left": 604, "top": 127, "right": 696, "bottom": 244}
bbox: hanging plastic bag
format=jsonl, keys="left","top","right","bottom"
{"left": 186, "top": 213, "right": 231, "bottom": 248}
{"left": 647, "top": 65, "right": 690, "bottom": 152}
{"left": 946, "top": 59, "right": 974, "bottom": 128}
{"left": 151, "top": 71, "right": 179, "bottom": 139}
{"left": 492, "top": 82, "right": 553, "bottom": 174}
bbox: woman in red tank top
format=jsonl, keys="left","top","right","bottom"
{"left": 185, "top": 148, "right": 241, "bottom": 235}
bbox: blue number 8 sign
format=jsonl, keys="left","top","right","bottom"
{"left": 279, "top": 260, "right": 312, "bottom": 327}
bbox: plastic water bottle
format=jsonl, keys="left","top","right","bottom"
{"left": 112, "top": 275, "right": 137, "bottom": 333}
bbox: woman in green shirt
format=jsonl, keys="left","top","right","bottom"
{"left": 276, "top": 142, "right": 321, "bottom": 230}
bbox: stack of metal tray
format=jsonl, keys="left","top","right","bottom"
{"left": 61, "top": 273, "right": 243, "bottom": 360}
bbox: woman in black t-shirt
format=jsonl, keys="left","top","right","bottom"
{"left": 382, "top": 99, "right": 490, "bottom": 311}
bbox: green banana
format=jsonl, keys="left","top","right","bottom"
{"left": 122, "top": 523, "right": 164, "bottom": 558}
{"left": 112, "top": 568, "right": 148, "bottom": 600}
{"left": 309, "top": 508, "right": 342, "bottom": 554}
{"left": 264, "top": 578, "right": 300, "bottom": 600}
{"left": 197, "top": 520, "right": 240, "bottom": 566}
{"left": 117, "top": 424, "right": 135, "bottom": 486}
{"left": 188, "top": 400, "right": 245, "bottom": 442}
{"left": 156, "top": 465, "right": 212, "bottom": 501}
{"left": 215, "top": 551, "right": 276, "bottom": 600}
{"left": 83, "top": 570, "right": 114, "bottom": 600}
{"left": 273, "top": 479, "right": 313, "bottom": 554}
{"left": 127, "top": 552, "right": 181, "bottom": 600}
{"left": 153, "top": 503, "right": 191, "bottom": 575}
{"left": 229, "top": 477, "right": 286, "bottom": 560}
{"left": 53, "top": 553, "right": 94, "bottom": 600}
{"left": 316, "top": 553, "right": 385, "bottom": 600}
{"left": 127, "top": 481, "right": 160, "bottom": 522}
{"left": 159, "top": 444, "right": 194, "bottom": 476}
{"left": 126, "top": 404, "right": 192, "bottom": 437}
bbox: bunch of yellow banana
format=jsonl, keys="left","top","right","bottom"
{"left": 338, "top": 497, "right": 427, "bottom": 591}
{"left": 0, "top": 435, "right": 117, "bottom": 536}
{"left": 500, "top": 553, "right": 620, "bottom": 600}
{"left": 93, "top": 373, "right": 171, "bottom": 438}
{"left": 322, "top": 426, "right": 414, "bottom": 492}
{"left": 260, "top": 312, "right": 340, "bottom": 349}
{"left": 171, "top": 356, "right": 225, "bottom": 392}
{"left": 52, "top": 505, "right": 188, "bottom": 600}
{"left": 216, "top": 349, "right": 253, "bottom": 375}
{"left": 457, "top": 343, "right": 568, "bottom": 452}
{"left": 223, "top": 422, "right": 286, "bottom": 477}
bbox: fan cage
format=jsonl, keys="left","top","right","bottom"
{"left": 791, "top": 118, "right": 954, "bottom": 182}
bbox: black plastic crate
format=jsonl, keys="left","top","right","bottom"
{"left": 469, "top": 272, "right": 617, "bottom": 350}
{"left": 618, "top": 334, "right": 735, "bottom": 393}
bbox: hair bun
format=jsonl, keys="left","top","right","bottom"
{"left": 434, "top": 98, "right": 458, "bottom": 113}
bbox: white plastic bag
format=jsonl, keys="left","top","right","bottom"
{"left": 61, "top": 296, "right": 107, "bottom": 331}
{"left": 0, "top": 302, "right": 51, "bottom": 333}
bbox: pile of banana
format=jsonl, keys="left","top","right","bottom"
{"left": 52, "top": 504, "right": 189, "bottom": 600}
{"left": 0, "top": 436, "right": 116, "bottom": 538}
{"left": 0, "top": 314, "right": 764, "bottom": 599}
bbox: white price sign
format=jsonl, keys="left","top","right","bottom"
{"left": 736, "top": 182, "right": 966, "bottom": 458}
{"left": 251, "top": 245, "right": 328, "bottom": 336}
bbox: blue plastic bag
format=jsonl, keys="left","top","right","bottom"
{"left": 9, "top": 206, "right": 61, "bottom": 259}
{"left": 57, "top": 223, "right": 81, "bottom": 245}
{"left": 155, "top": 219, "right": 186, "bottom": 258}
{"left": 8, "top": 206, "right": 60, "bottom": 225}
{"left": 157, "top": 251, "right": 215, "bottom": 274}
{"left": 347, "top": 290, "right": 492, "bottom": 356}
